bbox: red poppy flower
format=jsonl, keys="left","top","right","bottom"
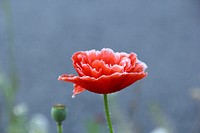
{"left": 58, "top": 48, "right": 147, "bottom": 97}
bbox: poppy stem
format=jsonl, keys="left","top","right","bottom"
{"left": 103, "top": 94, "right": 114, "bottom": 133}
{"left": 57, "top": 122, "right": 63, "bottom": 133}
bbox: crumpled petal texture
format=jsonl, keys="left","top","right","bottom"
{"left": 58, "top": 48, "right": 147, "bottom": 96}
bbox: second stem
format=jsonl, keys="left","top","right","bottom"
{"left": 103, "top": 94, "right": 114, "bottom": 133}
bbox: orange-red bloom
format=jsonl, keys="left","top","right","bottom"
{"left": 58, "top": 48, "right": 147, "bottom": 97}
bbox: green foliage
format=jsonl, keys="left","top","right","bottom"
{"left": 7, "top": 114, "right": 28, "bottom": 133}
{"left": 0, "top": 70, "right": 29, "bottom": 133}
{"left": 86, "top": 119, "right": 100, "bottom": 133}
{"left": 149, "top": 102, "right": 174, "bottom": 133}
{"left": 0, "top": 0, "right": 27, "bottom": 132}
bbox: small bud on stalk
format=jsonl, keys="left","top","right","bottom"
{"left": 51, "top": 104, "right": 67, "bottom": 133}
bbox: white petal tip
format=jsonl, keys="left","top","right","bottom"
{"left": 58, "top": 76, "right": 62, "bottom": 80}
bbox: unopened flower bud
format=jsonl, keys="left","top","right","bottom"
{"left": 51, "top": 104, "right": 67, "bottom": 124}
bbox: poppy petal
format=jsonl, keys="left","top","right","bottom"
{"left": 58, "top": 72, "right": 147, "bottom": 94}
{"left": 72, "top": 84, "right": 86, "bottom": 98}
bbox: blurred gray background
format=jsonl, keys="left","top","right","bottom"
{"left": 0, "top": 0, "right": 200, "bottom": 133}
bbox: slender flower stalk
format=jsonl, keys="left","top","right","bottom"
{"left": 57, "top": 123, "right": 63, "bottom": 133}
{"left": 103, "top": 94, "right": 114, "bottom": 133}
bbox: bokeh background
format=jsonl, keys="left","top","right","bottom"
{"left": 1, "top": 0, "right": 200, "bottom": 133}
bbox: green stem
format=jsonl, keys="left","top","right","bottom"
{"left": 57, "top": 122, "right": 63, "bottom": 133}
{"left": 103, "top": 94, "right": 114, "bottom": 133}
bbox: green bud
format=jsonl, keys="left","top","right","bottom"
{"left": 51, "top": 104, "right": 67, "bottom": 124}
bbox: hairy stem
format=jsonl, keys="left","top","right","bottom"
{"left": 103, "top": 94, "right": 114, "bottom": 133}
